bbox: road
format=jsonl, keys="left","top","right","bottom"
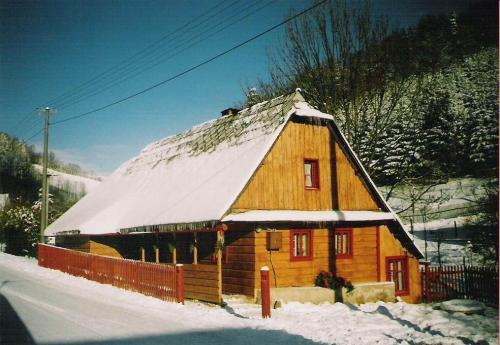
{"left": 0, "top": 255, "right": 316, "bottom": 345}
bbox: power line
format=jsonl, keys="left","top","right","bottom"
{"left": 9, "top": 0, "right": 234, "bottom": 135}
{"left": 55, "top": 0, "right": 273, "bottom": 111}
{"left": 44, "top": 0, "right": 236, "bottom": 108}
{"left": 5, "top": 108, "right": 39, "bottom": 136}
{"left": 53, "top": 0, "right": 328, "bottom": 125}
{"left": 24, "top": 127, "right": 44, "bottom": 142}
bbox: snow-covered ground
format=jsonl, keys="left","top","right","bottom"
{"left": 33, "top": 164, "right": 100, "bottom": 196}
{"left": 381, "top": 178, "right": 489, "bottom": 222}
{"left": 381, "top": 178, "right": 496, "bottom": 265}
{"left": 410, "top": 216, "right": 481, "bottom": 265}
{"left": 0, "top": 252, "right": 497, "bottom": 345}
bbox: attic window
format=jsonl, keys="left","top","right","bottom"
{"left": 304, "top": 159, "right": 319, "bottom": 189}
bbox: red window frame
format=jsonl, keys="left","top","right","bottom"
{"left": 304, "top": 159, "right": 320, "bottom": 190}
{"left": 290, "top": 230, "right": 313, "bottom": 261}
{"left": 335, "top": 228, "right": 353, "bottom": 258}
{"left": 386, "top": 256, "right": 409, "bottom": 296}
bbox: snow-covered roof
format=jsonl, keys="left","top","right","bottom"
{"left": 222, "top": 210, "right": 394, "bottom": 223}
{"left": 33, "top": 164, "right": 100, "bottom": 195}
{"left": 47, "top": 91, "right": 319, "bottom": 235}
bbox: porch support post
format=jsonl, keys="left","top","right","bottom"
{"left": 216, "top": 228, "right": 224, "bottom": 304}
{"left": 155, "top": 232, "right": 160, "bottom": 263}
{"left": 193, "top": 232, "right": 198, "bottom": 264}
{"left": 172, "top": 233, "right": 177, "bottom": 264}
{"left": 140, "top": 235, "right": 146, "bottom": 262}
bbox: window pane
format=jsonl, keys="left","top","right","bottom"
{"left": 294, "top": 234, "right": 300, "bottom": 256}
{"left": 397, "top": 271, "right": 404, "bottom": 290}
{"left": 387, "top": 259, "right": 407, "bottom": 293}
{"left": 301, "top": 233, "right": 308, "bottom": 256}
{"left": 304, "top": 163, "right": 312, "bottom": 187}
{"left": 345, "top": 234, "right": 350, "bottom": 254}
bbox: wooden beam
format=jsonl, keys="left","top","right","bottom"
{"left": 141, "top": 246, "right": 145, "bottom": 262}
{"left": 376, "top": 225, "right": 381, "bottom": 282}
{"left": 155, "top": 232, "right": 160, "bottom": 263}
{"left": 216, "top": 230, "right": 224, "bottom": 304}
{"left": 327, "top": 123, "right": 340, "bottom": 209}
{"left": 172, "top": 233, "right": 177, "bottom": 264}
{"left": 193, "top": 232, "right": 198, "bottom": 264}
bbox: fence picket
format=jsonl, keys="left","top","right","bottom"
{"left": 421, "top": 263, "right": 498, "bottom": 305}
{"left": 38, "top": 244, "right": 179, "bottom": 302}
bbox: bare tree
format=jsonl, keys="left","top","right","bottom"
{"left": 246, "top": 0, "right": 427, "bottom": 186}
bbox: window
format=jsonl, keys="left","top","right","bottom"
{"left": 386, "top": 256, "right": 409, "bottom": 295}
{"left": 290, "top": 230, "right": 313, "bottom": 261}
{"left": 304, "top": 159, "right": 319, "bottom": 189}
{"left": 335, "top": 228, "right": 353, "bottom": 258}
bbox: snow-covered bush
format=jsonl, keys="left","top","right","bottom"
{"left": 0, "top": 202, "right": 40, "bottom": 256}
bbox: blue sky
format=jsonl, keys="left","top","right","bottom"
{"left": 0, "top": 0, "right": 471, "bottom": 175}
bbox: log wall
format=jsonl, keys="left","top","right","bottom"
{"left": 184, "top": 264, "right": 220, "bottom": 304}
{"left": 334, "top": 226, "right": 378, "bottom": 283}
{"left": 222, "top": 229, "right": 256, "bottom": 296}
{"left": 254, "top": 228, "right": 330, "bottom": 293}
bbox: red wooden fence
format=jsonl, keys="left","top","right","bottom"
{"left": 38, "top": 244, "right": 183, "bottom": 303}
{"left": 421, "top": 264, "right": 498, "bottom": 306}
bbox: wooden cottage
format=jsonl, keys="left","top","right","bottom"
{"left": 46, "top": 90, "right": 424, "bottom": 303}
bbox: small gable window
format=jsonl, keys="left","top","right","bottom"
{"left": 335, "top": 228, "right": 353, "bottom": 258}
{"left": 304, "top": 159, "right": 319, "bottom": 189}
{"left": 290, "top": 230, "right": 313, "bottom": 261}
{"left": 386, "top": 256, "right": 409, "bottom": 295}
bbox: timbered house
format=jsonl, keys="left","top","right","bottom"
{"left": 46, "top": 90, "right": 424, "bottom": 303}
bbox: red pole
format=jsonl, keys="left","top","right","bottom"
{"left": 261, "top": 266, "right": 271, "bottom": 319}
{"left": 176, "top": 264, "right": 185, "bottom": 304}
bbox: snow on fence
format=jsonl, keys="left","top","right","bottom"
{"left": 38, "top": 244, "right": 183, "bottom": 303}
{"left": 421, "top": 264, "right": 499, "bottom": 306}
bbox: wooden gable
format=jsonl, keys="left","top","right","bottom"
{"left": 230, "top": 119, "right": 382, "bottom": 212}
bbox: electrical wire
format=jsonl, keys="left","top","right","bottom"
{"left": 8, "top": 0, "right": 234, "bottom": 135}
{"left": 44, "top": 0, "right": 236, "bottom": 108}
{"left": 55, "top": 0, "right": 272, "bottom": 111}
{"left": 52, "top": 0, "right": 328, "bottom": 125}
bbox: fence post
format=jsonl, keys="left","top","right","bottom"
{"left": 423, "top": 261, "right": 430, "bottom": 302}
{"left": 261, "top": 266, "right": 271, "bottom": 319}
{"left": 176, "top": 264, "right": 184, "bottom": 304}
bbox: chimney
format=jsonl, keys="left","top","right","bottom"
{"left": 221, "top": 107, "right": 240, "bottom": 117}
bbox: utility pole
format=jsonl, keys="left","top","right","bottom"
{"left": 40, "top": 107, "right": 51, "bottom": 243}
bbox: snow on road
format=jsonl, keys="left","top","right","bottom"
{"left": 0, "top": 252, "right": 497, "bottom": 345}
